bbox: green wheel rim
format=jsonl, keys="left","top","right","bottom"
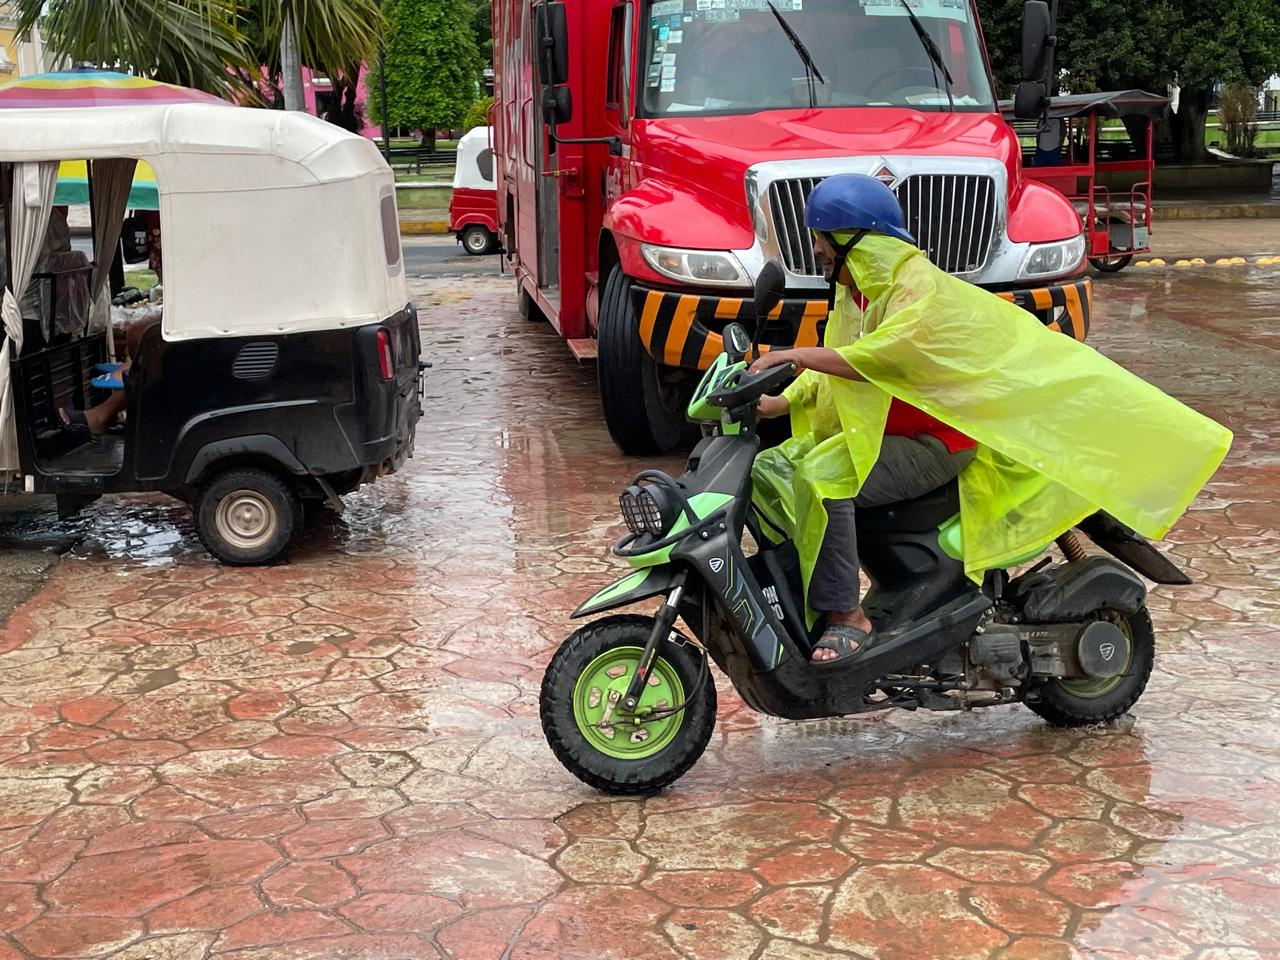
{"left": 1058, "top": 617, "right": 1133, "bottom": 699}
{"left": 572, "top": 645, "right": 686, "bottom": 760}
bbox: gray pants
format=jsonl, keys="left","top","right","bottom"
{"left": 808, "top": 434, "right": 976, "bottom": 613}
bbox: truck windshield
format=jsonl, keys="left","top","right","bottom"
{"left": 639, "top": 0, "right": 995, "bottom": 117}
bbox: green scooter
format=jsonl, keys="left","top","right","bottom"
{"left": 540, "top": 265, "right": 1190, "bottom": 795}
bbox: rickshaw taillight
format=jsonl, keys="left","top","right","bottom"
{"left": 376, "top": 328, "right": 394, "bottom": 380}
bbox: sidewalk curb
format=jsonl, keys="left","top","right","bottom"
{"left": 1156, "top": 203, "right": 1280, "bottom": 220}
{"left": 400, "top": 220, "right": 451, "bottom": 235}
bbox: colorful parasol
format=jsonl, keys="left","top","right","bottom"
{"left": 54, "top": 160, "right": 159, "bottom": 211}
{"left": 0, "top": 69, "right": 226, "bottom": 109}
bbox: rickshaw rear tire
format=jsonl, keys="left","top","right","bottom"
{"left": 195, "top": 467, "right": 302, "bottom": 566}
{"left": 1090, "top": 255, "right": 1133, "bottom": 273}
{"left": 461, "top": 225, "right": 498, "bottom": 256}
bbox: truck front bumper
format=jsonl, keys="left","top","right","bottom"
{"left": 632, "top": 277, "right": 1092, "bottom": 370}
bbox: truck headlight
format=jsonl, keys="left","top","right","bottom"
{"left": 641, "top": 245, "right": 749, "bottom": 287}
{"left": 1020, "top": 235, "right": 1086, "bottom": 280}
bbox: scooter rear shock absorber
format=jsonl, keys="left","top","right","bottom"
{"left": 1056, "top": 531, "right": 1088, "bottom": 563}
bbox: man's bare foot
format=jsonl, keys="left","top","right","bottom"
{"left": 813, "top": 608, "right": 874, "bottom": 661}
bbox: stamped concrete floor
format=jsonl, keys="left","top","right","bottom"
{"left": 0, "top": 265, "right": 1277, "bottom": 960}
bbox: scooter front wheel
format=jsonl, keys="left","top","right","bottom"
{"left": 540, "top": 614, "right": 716, "bottom": 795}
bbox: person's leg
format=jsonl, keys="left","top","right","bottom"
{"left": 809, "top": 498, "right": 873, "bottom": 662}
{"left": 59, "top": 388, "right": 127, "bottom": 436}
{"left": 809, "top": 436, "right": 975, "bottom": 662}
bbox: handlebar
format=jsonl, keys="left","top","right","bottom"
{"left": 707, "top": 361, "right": 798, "bottom": 409}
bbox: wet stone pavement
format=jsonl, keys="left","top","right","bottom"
{"left": 1, "top": 265, "right": 1279, "bottom": 960}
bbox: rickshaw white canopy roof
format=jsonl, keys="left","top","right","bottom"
{"left": 0, "top": 103, "right": 409, "bottom": 341}
{"left": 452, "top": 126, "right": 495, "bottom": 191}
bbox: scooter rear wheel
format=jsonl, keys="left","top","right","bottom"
{"left": 1025, "top": 607, "right": 1155, "bottom": 727}
{"left": 540, "top": 614, "right": 716, "bottom": 795}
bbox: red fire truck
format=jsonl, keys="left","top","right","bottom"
{"left": 494, "top": 0, "right": 1089, "bottom": 454}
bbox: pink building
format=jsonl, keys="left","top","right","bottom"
{"left": 301, "top": 67, "right": 382, "bottom": 139}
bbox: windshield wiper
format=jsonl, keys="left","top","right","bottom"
{"left": 899, "top": 0, "right": 955, "bottom": 111}
{"left": 766, "top": 1, "right": 825, "bottom": 109}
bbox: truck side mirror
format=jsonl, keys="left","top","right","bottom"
{"left": 752, "top": 261, "right": 787, "bottom": 338}
{"left": 535, "top": 3, "right": 570, "bottom": 88}
{"left": 1014, "top": 0, "right": 1053, "bottom": 120}
{"left": 542, "top": 86, "right": 573, "bottom": 126}
{"left": 1020, "top": 1, "right": 1052, "bottom": 80}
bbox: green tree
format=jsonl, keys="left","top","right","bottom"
{"left": 14, "top": 0, "right": 384, "bottom": 130}
{"left": 11, "top": 0, "right": 250, "bottom": 94}
{"left": 976, "top": 0, "right": 1280, "bottom": 161}
{"left": 234, "top": 0, "right": 384, "bottom": 131}
{"left": 368, "top": 0, "right": 481, "bottom": 151}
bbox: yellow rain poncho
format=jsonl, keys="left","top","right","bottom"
{"left": 752, "top": 234, "right": 1232, "bottom": 611}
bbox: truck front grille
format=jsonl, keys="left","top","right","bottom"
{"left": 767, "top": 173, "right": 1000, "bottom": 277}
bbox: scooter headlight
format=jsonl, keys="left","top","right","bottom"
{"left": 619, "top": 484, "right": 679, "bottom": 537}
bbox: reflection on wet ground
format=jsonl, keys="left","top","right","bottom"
{"left": 0, "top": 268, "right": 1278, "bottom": 959}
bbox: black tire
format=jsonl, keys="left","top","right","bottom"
{"left": 1025, "top": 607, "right": 1155, "bottom": 727}
{"left": 517, "top": 281, "right": 544, "bottom": 322}
{"left": 195, "top": 467, "right": 302, "bottom": 566}
{"left": 597, "top": 266, "right": 692, "bottom": 455}
{"left": 541, "top": 614, "right": 717, "bottom": 795}
{"left": 461, "top": 225, "right": 497, "bottom": 256}
{"left": 1090, "top": 254, "right": 1133, "bottom": 273}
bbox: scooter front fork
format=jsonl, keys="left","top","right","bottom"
{"left": 621, "top": 574, "right": 687, "bottom": 713}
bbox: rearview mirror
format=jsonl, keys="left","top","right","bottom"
{"left": 753, "top": 261, "right": 787, "bottom": 329}
{"left": 723, "top": 323, "right": 751, "bottom": 363}
{"left": 1013, "top": 80, "right": 1047, "bottom": 121}
{"left": 542, "top": 86, "right": 573, "bottom": 125}
{"left": 1020, "top": 1, "right": 1053, "bottom": 82}
{"left": 535, "top": 3, "right": 570, "bottom": 88}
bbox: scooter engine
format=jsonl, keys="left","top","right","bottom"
{"left": 968, "top": 625, "right": 1025, "bottom": 684}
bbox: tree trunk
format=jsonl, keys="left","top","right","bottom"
{"left": 420, "top": 129, "right": 437, "bottom": 152}
{"left": 280, "top": 12, "right": 306, "bottom": 112}
{"left": 1172, "top": 88, "right": 1212, "bottom": 164}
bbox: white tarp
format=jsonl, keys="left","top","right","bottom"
{"left": 87, "top": 158, "right": 139, "bottom": 351}
{"left": 0, "top": 161, "right": 59, "bottom": 473}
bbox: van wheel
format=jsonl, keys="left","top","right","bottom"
{"left": 461, "top": 225, "right": 497, "bottom": 256}
{"left": 598, "top": 266, "right": 691, "bottom": 455}
{"left": 195, "top": 468, "right": 301, "bottom": 565}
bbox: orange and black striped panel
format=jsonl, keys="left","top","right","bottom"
{"left": 997, "top": 278, "right": 1093, "bottom": 342}
{"left": 632, "top": 277, "right": 1092, "bottom": 369}
{"left": 632, "top": 288, "right": 828, "bottom": 370}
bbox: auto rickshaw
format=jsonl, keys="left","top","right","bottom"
{"left": 449, "top": 126, "right": 499, "bottom": 256}
{"left": 1004, "top": 90, "right": 1170, "bottom": 272}
{"left": 0, "top": 70, "right": 423, "bottom": 565}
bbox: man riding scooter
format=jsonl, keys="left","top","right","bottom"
{"left": 747, "top": 174, "right": 1233, "bottom": 666}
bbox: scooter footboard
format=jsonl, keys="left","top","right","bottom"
{"left": 736, "top": 591, "right": 993, "bottom": 720}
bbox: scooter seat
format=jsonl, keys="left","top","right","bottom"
{"left": 857, "top": 480, "right": 960, "bottom": 534}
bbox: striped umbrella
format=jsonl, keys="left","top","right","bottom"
{"left": 0, "top": 69, "right": 226, "bottom": 109}
{"left": 55, "top": 160, "right": 160, "bottom": 211}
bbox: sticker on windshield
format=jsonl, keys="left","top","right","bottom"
{"left": 651, "top": 0, "right": 685, "bottom": 16}
{"left": 662, "top": 52, "right": 678, "bottom": 66}
{"left": 705, "top": 9, "right": 739, "bottom": 20}
{"left": 661, "top": 76, "right": 677, "bottom": 92}
{"left": 860, "top": 0, "right": 968, "bottom": 21}
{"left": 668, "top": 29, "right": 683, "bottom": 43}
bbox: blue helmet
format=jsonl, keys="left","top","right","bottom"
{"left": 805, "top": 174, "right": 915, "bottom": 245}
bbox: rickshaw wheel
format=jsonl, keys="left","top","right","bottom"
{"left": 195, "top": 467, "right": 302, "bottom": 566}
{"left": 1090, "top": 255, "right": 1133, "bottom": 273}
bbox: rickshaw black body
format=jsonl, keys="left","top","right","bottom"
{"left": 9, "top": 304, "right": 422, "bottom": 551}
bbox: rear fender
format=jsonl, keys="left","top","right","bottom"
{"left": 572, "top": 565, "right": 682, "bottom": 619}
{"left": 1077, "top": 513, "right": 1192, "bottom": 585}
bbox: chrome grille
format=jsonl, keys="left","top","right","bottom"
{"left": 766, "top": 174, "right": 1000, "bottom": 276}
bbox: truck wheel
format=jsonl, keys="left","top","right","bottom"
{"left": 195, "top": 467, "right": 301, "bottom": 566}
{"left": 541, "top": 614, "right": 716, "bottom": 795}
{"left": 461, "top": 225, "right": 497, "bottom": 256}
{"left": 518, "top": 282, "right": 544, "bottom": 323}
{"left": 598, "top": 266, "right": 691, "bottom": 455}
{"left": 1025, "top": 608, "right": 1155, "bottom": 726}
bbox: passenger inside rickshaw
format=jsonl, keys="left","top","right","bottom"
{"left": 1, "top": 156, "right": 162, "bottom": 460}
